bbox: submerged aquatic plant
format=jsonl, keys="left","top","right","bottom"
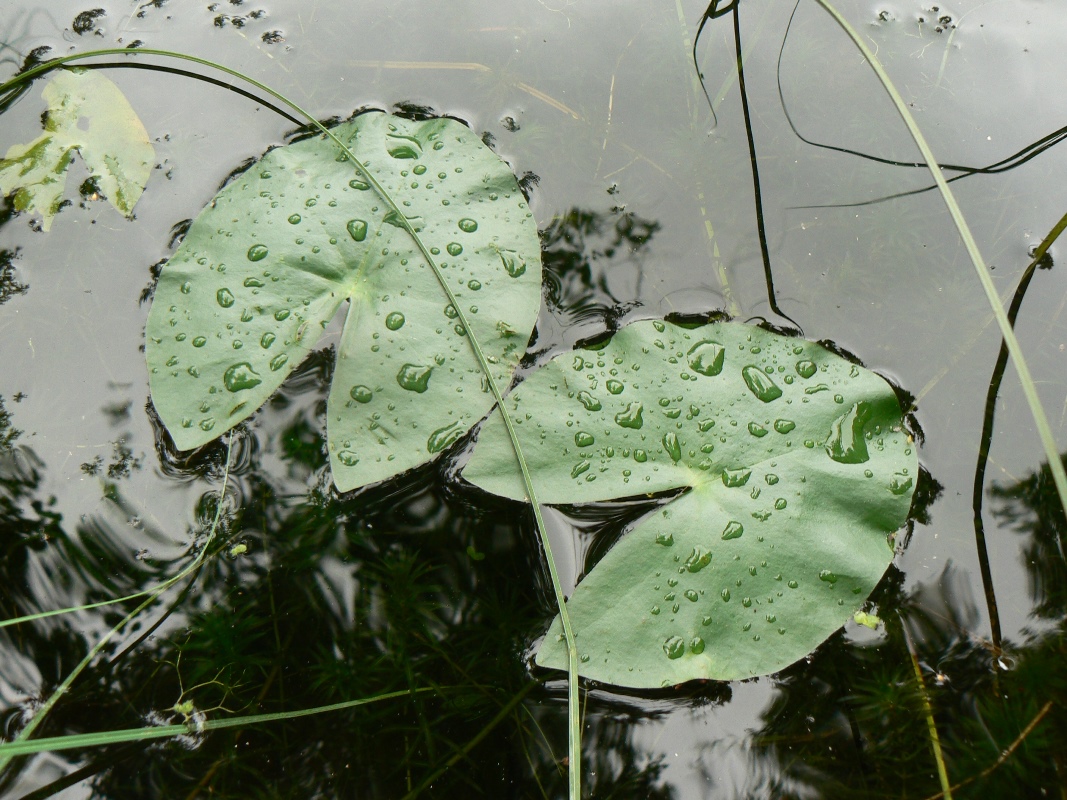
{"left": 0, "top": 0, "right": 1063, "bottom": 796}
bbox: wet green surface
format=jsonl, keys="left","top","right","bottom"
{"left": 2, "top": 1, "right": 1067, "bottom": 797}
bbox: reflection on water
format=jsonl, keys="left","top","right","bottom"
{"left": 2, "top": 0, "right": 1067, "bottom": 797}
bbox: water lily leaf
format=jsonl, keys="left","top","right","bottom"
{"left": 0, "top": 68, "right": 153, "bottom": 231}
{"left": 146, "top": 112, "right": 541, "bottom": 492}
{"left": 463, "top": 320, "right": 916, "bottom": 687}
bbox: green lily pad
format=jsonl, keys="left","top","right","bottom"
{"left": 463, "top": 319, "right": 916, "bottom": 688}
{"left": 146, "top": 112, "right": 541, "bottom": 492}
{"left": 0, "top": 69, "right": 153, "bottom": 231}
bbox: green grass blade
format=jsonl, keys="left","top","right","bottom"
{"left": 811, "top": 0, "right": 1067, "bottom": 526}
{"left": 1, "top": 50, "right": 581, "bottom": 798}
{"left": 0, "top": 688, "right": 434, "bottom": 758}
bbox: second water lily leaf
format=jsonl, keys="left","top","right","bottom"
{"left": 0, "top": 68, "right": 153, "bottom": 231}
{"left": 463, "top": 320, "right": 916, "bottom": 688}
{"left": 146, "top": 112, "right": 541, "bottom": 491}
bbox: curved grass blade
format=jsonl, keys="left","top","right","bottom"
{"left": 0, "top": 687, "right": 434, "bottom": 759}
{"left": 0, "top": 50, "right": 583, "bottom": 798}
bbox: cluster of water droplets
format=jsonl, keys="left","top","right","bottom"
{"left": 512, "top": 320, "right": 916, "bottom": 675}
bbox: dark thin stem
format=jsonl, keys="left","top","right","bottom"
{"left": 971, "top": 210, "right": 1067, "bottom": 651}
{"left": 730, "top": 6, "right": 802, "bottom": 333}
{"left": 777, "top": 3, "right": 1067, "bottom": 211}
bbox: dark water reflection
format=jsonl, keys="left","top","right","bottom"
{"left": 2, "top": 0, "right": 1067, "bottom": 797}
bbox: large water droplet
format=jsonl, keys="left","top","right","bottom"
{"left": 216, "top": 288, "right": 235, "bottom": 308}
{"left": 458, "top": 218, "right": 478, "bottom": 233}
{"left": 192, "top": 336, "right": 207, "bottom": 348}
{"left": 247, "top": 244, "right": 268, "bottom": 262}
{"left": 499, "top": 249, "right": 526, "bottom": 278}
{"left": 337, "top": 450, "right": 359, "bottom": 466}
{"left": 634, "top": 448, "right": 648, "bottom": 462}
{"left": 606, "top": 379, "right": 624, "bottom": 394}
{"left": 350, "top": 385, "right": 373, "bottom": 403}
{"left": 223, "top": 362, "right": 262, "bottom": 392}
{"left": 575, "top": 431, "right": 595, "bottom": 448}
{"left": 684, "top": 546, "right": 711, "bottom": 573}
{"left": 722, "top": 467, "right": 752, "bottom": 488}
{"left": 269, "top": 354, "right": 288, "bottom": 371}
{"left": 571, "top": 460, "right": 591, "bottom": 478}
{"left": 615, "top": 402, "right": 644, "bottom": 429}
{"left": 742, "top": 366, "right": 783, "bottom": 402}
{"left": 655, "top": 532, "right": 674, "bottom": 546}
{"left": 774, "top": 419, "right": 796, "bottom": 434}
{"left": 796, "top": 360, "right": 817, "bottom": 379}
{"left": 427, "top": 420, "right": 464, "bottom": 453}
{"left": 387, "top": 140, "right": 420, "bottom": 159}
{"left": 576, "top": 390, "right": 601, "bottom": 411}
{"left": 721, "top": 588, "right": 731, "bottom": 602}
{"left": 260, "top": 332, "right": 275, "bottom": 348}
{"left": 347, "top": 219, "right": 368, "bottom": 241}
{"left": 447, "top": 242, "right": 463, "bottom": 256}
{"left": 397, "top": 364, "right": 433, "bottom": 393}
{"left": 180, "top": 281, "right": 192, "bottom": 294}
{"left": 889, "top": 472, "right": 913, "bottom": 495}
{"left": 663, "top": 635, "right": 686, "bottom": 659}
{"left": 819, "top": 569, "right": 839, "bottom": 584}
{"left": 385, "top": 311, "right": 405, "bottom": 330}
{"left": 721, "top": 520, "right": 744, "bottom": 540}
{"left": 690, "top": 636, "right": 706, "bottom": 654}
{"left": 288, "top": 213, "right": 301, "bottom": 224}
{"left": 662, "top": 431, "right": 682, "bottom": 462}
{"left": 687, "top": 340, "right": 725, "bottom": 376}
{"left": 826, "top": 402, "right": 871, "bottom": 464}
{"left": 748, "top": 422, "right": 768, "bottom": 437}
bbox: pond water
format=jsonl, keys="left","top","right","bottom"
{"left": 2, "top": 1, "right": 1066, "bottom": 797}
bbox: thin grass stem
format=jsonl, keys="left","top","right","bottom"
{"left": 0, "top": 437, "right": 234, "bottom": 773}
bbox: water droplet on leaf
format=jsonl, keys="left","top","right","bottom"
{"left": 347, "top": 219, "right": 368, "bottom": 241}
{"left": 687, "top": 340, "right": 725, "bottom": 376}
{"left": 826, "top": 402, "right": 871, "bottom": 464}
{"left": 427, "top": 420, "right": 464, "bottom": 453}
{"left": 662, "top": 431, "right": 681, "bottom": 462}
{"left": 743, "top": 365, "right": 783, "bottom": 402}
{"left": 615, "top": 402, "right": 644, "bottom": 429}
{"left": 663, "top": 636, "right": 686, "bottom": 659}
{"left": 247, "top": 244, "right": 268, "bottom": 261}
{"left": 722, "top": 467, "right": 751, "bottom": 487}
{"left": 575, "top": 431, "right": 595, "bottom": 447}
{"left": 397, "top": 364, "right": 433, "bottom": 393}
{"left": 576, "top": 390, "right": 601, "bottom": 411}
{"left": 722, "top": 521, "right": 744, "bottom": 540}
